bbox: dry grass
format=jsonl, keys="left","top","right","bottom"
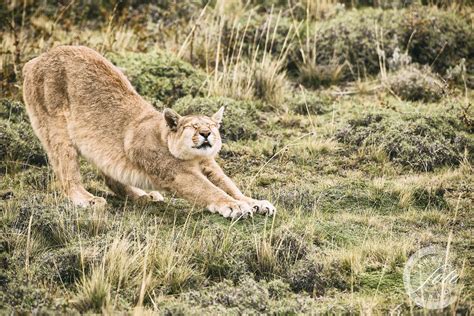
{"left": 179, "top": 7, "right": 293, "bottom": 106}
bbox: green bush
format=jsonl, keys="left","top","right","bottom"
{"left": 34, "top": 245, "right": 85, "bottom": 284}
{"left": 0, "top": 99, "right": 47, "bottom": 171}
{"left": 0, "top": 120, "right": 47, "bottom": 171}
{"left": 305, "top": 9, "right": 403, "bottom": 80}
{"left": 186, "top": 278, "right": 270, "bottom": 312}
{"left": 0, "top": 99, "right": 28, "bottom": 123}
{"left": 336, "top": 114, "right": 472, "bottom": 171}
{"left": 299, "top": 8, "right": 472, "bottom": 83}
{"left": 107, "top": 51, "right": 206, "bottom": 106}
{"left": 401, "top": 9, "right": 473, "bottom": 75}
{"left": 386, "top": 65, "right": 446, "bottom": 102}
{"left": 173, "top": 96, "right": 261, "bottom": 141}
{"left": 287, "top": 259, "right": 325, "bottom": 295}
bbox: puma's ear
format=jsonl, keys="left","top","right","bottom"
{"left": 212, "top": 106, "right": 224, "bottom": 124}
{"left": 163, "top": 108, "right": 181, "bottom": 131}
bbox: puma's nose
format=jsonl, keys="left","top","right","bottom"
{"left": 199, "top": 131, "right": 211, "bottom": 138}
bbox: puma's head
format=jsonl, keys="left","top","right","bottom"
{"left": 164, "top": 107, "right": 224, "bottom": 160}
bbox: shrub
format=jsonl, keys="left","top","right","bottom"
{"left": 107, "top": 51, "right": 206, "bottom": 106}
{"left": 0, "top": 120, "right": 47, "bottom": 171}
{"left": 0, "top": 99, "right": 28, "bottom": 123}
{"left": 297, "top": 61, "right": 349, "bottom": 87}
{"left": 186, "top": 277, "right": 270, "bottom": 312}
{"left": 14, "top": 200, "right": 110, "bottom": 247}
{"left": 287, "top": 259, "right": 325, "bottom": 295}
{"left": 0, "top": 100, "right": 46, "bottom": 171}
{"left": 336, "top": 114, "right": 472, "bottom": 171}
{"left": 272, "top": 229, "right": 308, "bottom": 267}
{"left": 305, "top": 9, "right": 403, "bottom": 81}
{"left": 298, "top": 8, "right": 472, "bottom": 83}
{"left": 222, "top": 14, "right": 298, "bottom": 67}
{"left": 173, "top": 96, "right": 261, "bottom": 141}
{"left": 34, "top": 245, "right": 88, "bottom": 284}
{"left": 401, "top": 9, "right": 473, "bottom": 75}
{"left": 386, "top": 65, "right": 446, "bottom": 102}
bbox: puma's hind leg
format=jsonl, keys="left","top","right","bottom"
{"left": 23, "top": 59, "right": 105, "bottom": 208}
{"left": 104, "top": 175, "right": 164, "bottom": 203}
{"left": 32, "top": 115, "right": 106, "bottom": 207}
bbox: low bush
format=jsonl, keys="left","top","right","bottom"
{"left": 0, "top": 99, "right": 28, "bottom": 123}
{"left": 34, "top": 245, "right": 87, "bottom": 285}
{"left": 0, "top": 100, "right": 47, "bottom": 170}
{"left": 222, "top": 14, "right": 298, "bottom": 67}
{"left": 186, "top": 277, "right": 271, "bottom": 313}
{"left": 336, "top": 114, "right": 472, "bottom": 171}
{"left": 0, "top": 120, "right": 47, "bottom": 171}
{"left": 303, "top": 9, "right": 403, "bottom": 81}
{"left": 297, "top": 8, "right": 472, "bottom": 83}
{"left": 173, "top": 96, "right": 261, "bottom": 141}
{"left": 386, "top": 65, "right": 446, "bottom": 102}
{"left": 287, "top": 259, "right": 325, "bottom": 295}
{"left": 401, "top": 9, "right": 473, "bottom": 75}
{"left": 107, "top": 51, "right": 206, "bottom": 106}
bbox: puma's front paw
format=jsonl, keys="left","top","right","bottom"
{"left": 148, "top": 191, "right": 164, "bottom": 202}
{"left": 208, "top": 200, "right": 253, "bottom": 219}
{"left": 247, "top": 199, "right": 276, "bottom": 216}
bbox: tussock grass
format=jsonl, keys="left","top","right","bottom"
{"left": 183, "top": 7, "right": 293, "bottom": 107}
{"left": 74, "top": 266, "right": 112, "bottom": 313}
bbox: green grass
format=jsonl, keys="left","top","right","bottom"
{"left": 1, "top": 1, "right": 473, "bottom": 314}
{"left": 1, "top": 92, "right": 472, "bottom": 313}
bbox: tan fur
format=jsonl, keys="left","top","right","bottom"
{"left": 22, "top": 45, "right": 275, "bottom": 219}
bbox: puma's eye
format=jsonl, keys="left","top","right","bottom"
{"left": 192, "top": 124, "right": 198, "bottom": 129}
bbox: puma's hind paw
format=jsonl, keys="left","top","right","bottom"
{"left": 72, "top": 196, "right": 107, "bottom": 208}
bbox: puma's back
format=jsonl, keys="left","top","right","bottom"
{"left": 23, "top": 45, "right": 151, "bottom": 130}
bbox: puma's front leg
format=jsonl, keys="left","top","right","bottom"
{"left": 161, "top": 171, "right": 253, "bottom": 219}
{"left": 202, "top": 160, "right": 276, "bottom": 216}
{"left": 125, "top": 129, "right": 252, "bottom": 219}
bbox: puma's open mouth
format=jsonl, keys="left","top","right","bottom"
{"left": 196, "top": 141, "right": 212, "bottom": 149}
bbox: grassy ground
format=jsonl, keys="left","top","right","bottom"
{"left": 1, "top": 1, "right": 473, "bottom": 314}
